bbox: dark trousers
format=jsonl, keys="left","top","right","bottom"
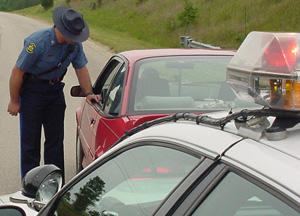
{"left": 19, "top": 80, "right": 66, "bottom": 179}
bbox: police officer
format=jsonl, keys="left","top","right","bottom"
{"left": 7, "top": 6, "right": 100, "bottom": 180}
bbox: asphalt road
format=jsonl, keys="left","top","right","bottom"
{"left": 0, "top": 12, "right": 113, "bottom": 195}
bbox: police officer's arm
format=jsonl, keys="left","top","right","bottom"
{"left": 75, "top": 66, "right": 101, "bottom": 102}
{"left": 7, "top": 65, "right": 25, "bottom": 116}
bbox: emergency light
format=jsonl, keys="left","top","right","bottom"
{"left": 227, "top": 31, "right": 300, "bottom": 111}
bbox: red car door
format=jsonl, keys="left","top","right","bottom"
{"left": 95, "top": 65, "right": 128, "bottom": 157}
{"left": 79, "top": 57, "right": 125, "bottom": 166}
{"left": 79, "top": 101, "right": 101, "bottom": 165}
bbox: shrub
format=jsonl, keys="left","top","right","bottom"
{"left": 177, "top": 0, "right": 198, "bottom": 27}
{"left": 40, "top": 0, "right": 53, "bottom": 10}
{"left": 91, "top": 2, "right": 96, "bottom": 10}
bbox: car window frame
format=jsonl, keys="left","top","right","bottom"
{"left": 39, "top": 140, "right": 210, "bottom": 216}
{"left": 153, "top": 158, "right": 217, "bottom": 215}
{"left": 92, "top": 55, "right": 127, "bottom": 117}
{"left": 165, "top": 163, "right": 300, "bottom": 216}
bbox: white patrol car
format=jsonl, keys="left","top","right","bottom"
{"left": 1, "top": 31, "right": 300, "bottom": 216}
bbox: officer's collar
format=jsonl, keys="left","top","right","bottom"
{"left": 51, "top": 25, "right": 78, "bottom": 47}
{"left": 50, "top": 26, "right": 58, "bottom": 46}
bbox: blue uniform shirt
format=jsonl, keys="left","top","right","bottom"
{"left": 16, "top": 26, "right": 88, "bottom": 80}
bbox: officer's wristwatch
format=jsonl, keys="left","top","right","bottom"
{"left": 86, "top": 92, "right": 94, "bottom": 96}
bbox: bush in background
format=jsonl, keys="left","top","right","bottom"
{"left": 178, "top": 0, "right": 198, "bottom": 28}
{"left": 0, "top": 0, "right": 40, "bottom": 11}
{"left": 41, "top": 0, "right": 53, "bottom": 10}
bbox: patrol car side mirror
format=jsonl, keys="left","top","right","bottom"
{"left": 9, "top": 165, "right": 63, "bottom": 212}
{"left": 70, "top": 85, "right": 86, "bottom": 97}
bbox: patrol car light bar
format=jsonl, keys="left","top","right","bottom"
{"left": 227, "top": 31, "right": 300, "bottom": 111}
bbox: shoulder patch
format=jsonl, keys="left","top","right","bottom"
{"left": 26, "top": 43, "right": 36, "bottom": 54}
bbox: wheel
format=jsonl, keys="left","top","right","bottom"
{"left": 76, "top": 131, "right": 84, "bottom": 174}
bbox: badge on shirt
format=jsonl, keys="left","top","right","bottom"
{"left": 26, "top": 43, "right": 36, "bottom": 54}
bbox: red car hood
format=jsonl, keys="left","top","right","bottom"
{"left": 126, "top": 112, "right": 204, "bottom": 130}
{"left": 127, "top": 114, "right": 170, "bottom": 129}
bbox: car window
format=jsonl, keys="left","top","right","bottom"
{"left": 131, "top": 56, "right": 257, "bottom": 114}
{"left": 93, "top": 58, "right": 123, "bottom": 97}
{"left": 104, "top": 65, "right": 126, "bottom": 115}
{"left": 192, "top": 172, "right": 299, "bottom": 216}
{"left": 54, "top": 145, "right": 201, "bottom": 216}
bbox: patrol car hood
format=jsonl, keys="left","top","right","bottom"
{"left": 115, "top": 110, "right": 244, "bottom": 160}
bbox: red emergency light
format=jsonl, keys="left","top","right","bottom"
{"left": 227, "top": 31, "right": 300, "bottom": 111}
{"left": 263, "top": 37, "right": 298, "bottom": 72}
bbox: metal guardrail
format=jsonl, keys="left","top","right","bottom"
{"left": 180, "top": 36, "right": 221, "bottom": 49}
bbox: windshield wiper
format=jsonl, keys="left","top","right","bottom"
{"left": 115, "top": 108, "right": 300, "bottom": 145}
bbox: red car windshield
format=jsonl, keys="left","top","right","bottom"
{"left": 128, "top": 55, "right": 257, "bottom": 115}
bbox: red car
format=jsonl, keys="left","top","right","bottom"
{"left": 72, "top": 48, "right": 249, "bottom": 172}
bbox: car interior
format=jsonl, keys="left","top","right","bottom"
{"left": 133, "top": 58, "right": 245, "bottom": 112}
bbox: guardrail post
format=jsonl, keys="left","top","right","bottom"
{"left": 180, "top": 36, "right": 192, "bottom": 48}
{"left": 180, "top": 36, "right": 221, "bottom": 49}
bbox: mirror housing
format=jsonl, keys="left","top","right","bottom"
{"left": 0, "top": 205, "right": 26, "bottom": 216}
{"left": 70, "top": 85, "right": 86, "bottom": 97}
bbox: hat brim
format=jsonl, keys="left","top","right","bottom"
{"left": 52, "top": 6, "right": 89, "bottom": 43}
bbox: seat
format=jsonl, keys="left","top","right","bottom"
{"left": 136, "top": 68, "right": 170, "bottom": 102}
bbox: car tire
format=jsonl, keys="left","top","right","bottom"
{"left": 76, "top": 132, "right": 84, "bottom": 174}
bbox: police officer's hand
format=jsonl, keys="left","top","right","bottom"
{"left": 7, "top": 101, "right": 20, "bottom": 116}
{"left": 86, "top": 93, "right": 101, "bottom": 103}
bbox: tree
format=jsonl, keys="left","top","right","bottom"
{"left": 73, "top": 176, "right": 105, "bottom": 212}
{"left": 41, "top": 0, "right": 53, "bottom": 10}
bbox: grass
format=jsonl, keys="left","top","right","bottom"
{"left": 14, "top": 0, "right": 156, "bottom": 52}
{"left": 13, "top": 0, "right": 300, "bottom": 53}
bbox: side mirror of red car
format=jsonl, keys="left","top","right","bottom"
{"left": 70, "top": 85, "right": 86, "bottom": 97}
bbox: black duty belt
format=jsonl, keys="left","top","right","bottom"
{"left": 25, "top": 73, "right": 61, "bottom": 85}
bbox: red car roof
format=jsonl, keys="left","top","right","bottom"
{"left": 119, "top": 48, "right": 236, "bottom": 63}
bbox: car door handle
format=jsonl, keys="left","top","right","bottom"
{"left": 90, "top": 119, "right": 95, "bottom": 126}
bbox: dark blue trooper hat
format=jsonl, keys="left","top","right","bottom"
{"left": 52, "top": 6, "right": 89, "bottom": 42}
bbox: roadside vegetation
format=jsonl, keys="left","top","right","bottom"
{"left": 3, "top": 0, "right": 300, "bottom": 53}
{"left": 0, "top": 0, "right": 40, "bottom": 11}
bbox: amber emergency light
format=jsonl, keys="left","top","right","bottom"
{"left": 227, "top": 31, "right": 300, "bottom": 111}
